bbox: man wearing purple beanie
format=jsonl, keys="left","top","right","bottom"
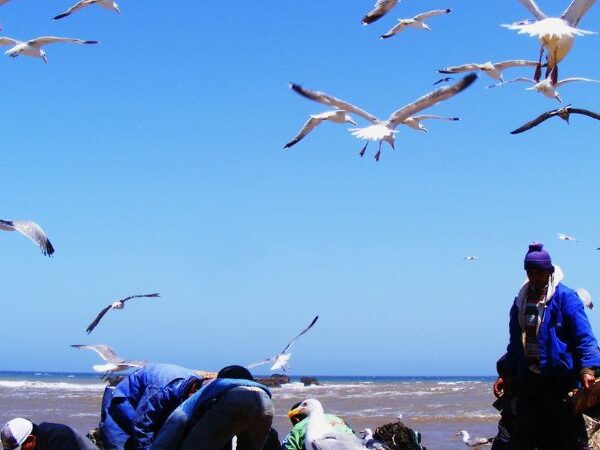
{"left": 495, "top": 242, "right": 600, "bottom": 449}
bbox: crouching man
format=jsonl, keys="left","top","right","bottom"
{"left": 1, "top": 418, "right": 98, "bottom": 450}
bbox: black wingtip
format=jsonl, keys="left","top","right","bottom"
{"left": 53, "top": 13, "right": 69, "bottom": 20}
{"left": 85, "top": 40, "right": 100, "bottom": 44}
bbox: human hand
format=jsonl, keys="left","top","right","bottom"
{"left": 493, "top": 377, "right": 504, "bottom": 398}
{"left": 581, "top": 373, "right": 595, "bottom": 392}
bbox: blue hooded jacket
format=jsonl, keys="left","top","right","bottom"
{"left": 100, "top": 364, "right": 201, "bottom": 450}
{"left": 150, "top": 378, "right": 271, "bottom": 450}
{"left": 505, "top": 283, "right": 600, "bottom": 382}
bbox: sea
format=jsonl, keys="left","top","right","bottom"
{"left": 0, "top": 372, "right": 501, "bottom": 449}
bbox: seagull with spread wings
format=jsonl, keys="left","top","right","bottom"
{"left": 0, "top": 36, "right": 98, "bottom": 62}
{"left": 53, "top": 0, "right": 120, "bottom": 20}
{"left": 0, "top": 219, "right": 54, "bottom": 256}
{"left": 362, "top": 0, "right": 400, "bottom": 25}
{"left": 247, "top": 315, "right": 318, "bottom": 372}
{"left": 488, "top": 75, "right": 600, "bottom": 102}
{"left": 503, "top": 0, "right": 597, "bottom": 83}
{"left": 380, "top": 9, "right": 452, "bottom": 39}
{"left": 439, "top": 60, "right": 540, "bottom": 82}
{"left": 86, "top": 293, "right": 161, "bottom": 334}
{"left": 71, "top": 344, "right": 146, "bottom": 373}
{"left": 284, "top": 109, "right": 356, "bottom": 149}
{"left": 510, "top": 105, "right": 600, "bottom": 133}
{"left": 290, "top": 74, "right": 477, "bottom": 161}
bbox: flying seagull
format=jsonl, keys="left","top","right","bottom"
{"left": 434, "top": 77, "right": 453, "bottom": 85}
{"left": 488, "top": 75, "right": 600, "bottom": 102}
{"left": 53, "top": 0, "right": 120, "bottom": 20}
{"left": 503, "top": 0, "right": 597, "bottom": 83}
{"left": 510, "top": 105, "right": 600, "bottom": 134}
{"left": 362, "top": 429, "right": 389, "bottom": 449}
{"left": 558, "top": 233, "right": 578, "bottom": 241}
{"left": 401, "top": 115, "right": 459, "bottom": 132}
{"left": 284, "top": 109, "right": 356, "bottom": 149}
{"left": 577, "top": 288, "right": 593, "bottom": 309}
{"left": 381, "top": 9, "right": 452, "bottom": 39}
{"left": 463, "top": 256, "right": 478, "bottom": 261}
{"left": 362, "top": 0, "right": 400, "bottom": 25}
{"left": 0, "top": 219, "right": 54, "bottom": 256}
{"left": 71, "top": 344, "right": 146, "bottom": 373}
{"left": 290, "top": 74, "right": 477, "bottom": 161}
{"left": 247, "top": 315, "right": 318, "bottom": 372}
{"left": 86, "top": 293, "right": 161, "bottom": 334}
{"left": 439, "top": 60, "right": 540, "bottom": 82}
{"left": 456, "top": 430, "right": 494, "bottom": 447}
{"left": 0, "top": 36, "right": 98, "bottom": 62}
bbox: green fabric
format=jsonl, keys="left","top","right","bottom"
{"left": 282, "top": 415, "right": 353, "bottom": 450}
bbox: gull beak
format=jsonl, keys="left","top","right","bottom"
{"left": 287, "top": 408, "right": 303, "bottom": 419}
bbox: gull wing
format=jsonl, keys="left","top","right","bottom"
{"left": 380, "top": 20, "right": 413, "bottom": 39}
{"left": 362, "top": 0, "right": 399, "bottom": 25}
{"left": 290, "top": 83, "right": 380, "bottom": 123}
{"left": 0, "top": 0, "right": 13, "bottom": 5}
{"left": 86, "top": 305, "right": 112, "bottom": 334}
{"left": 577, "top": 288, "right": 594, "bottom": 309}
{"left": 413, "top": 9, "right": 452, "bottom": 21}
{"left": 119, "top": 292, "right": 161, "bottom": 305}
{"left": 438, "top": 63, "right": 483, "bottom": 74}
{"left": 71, "top": 344, "right": 120, "bottom": 363}
{"left": 388, "top": 73, "right": 478, "bottom": 127}
{"left": 284, "top": 111, "right": 350, "bottom": 149}
{"left": 570, "top": 107, "right": 600, "bottom": 120}
{"left": 556, "top": 77, "right": 600, "bottom": 86}
{"left": 280, "top": 315, "right": 319, "bottom": 354}
{"left": 487, "top": 77, "right": 535, "bottom": 89}
{"left": 1, "top": 220, "right": 55, "bottom": 256}
{"left": 562, "top": 0, "right": 597, "bottom": 26}
{"left": 516, "top": 0, "right": 547, "bottom": 20}
{"left": 510, "top": 108, "right": 562, "bottom": 134}
{"left": 0, "top": 37, "right": 20, "bottom": 46}
{"left": 27, "top": 36, "right": 99, "bottom": 47}
{"left": 495, "top": 60, "right": 540, "bottom": 70}
{"left": 53, "top": 0, "right": 97, "bottom": 20}
{"left": 410, "top": 115, "right": 459, "bottom": 121}
{"left": 122, "top": 359, "right": 147, "bottom": 368}
{"left": 246, "top": 357, "right": 275, "bottom": 369}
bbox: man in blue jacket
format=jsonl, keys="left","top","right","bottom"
{"left": 99, "top": 363, "right": 203, "bottom": 450}
{"left": 496, "top": 242, "right": 600, "bottom": 450}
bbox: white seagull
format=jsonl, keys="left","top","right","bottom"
{"left": 439, "top": 60, "right": 540, "bottom": 82}
{"left": 86, "top": 293, "right": 161, "bottom": 334}
{"left": 456, "top": 430, "right": 494, "bottom": 447}
{"left": 288, "top": 399, "right": 367, "bottom": 449}
{"left": 463, "top": 256, "right": 478, "bottom": 261}
{"left": 381, "top": 9, "right": 452, "bottom": 39}
{"left": 362, "top": 0, "right": 400, "bottom": 25}
{"left": 401, "top": 115, "right": 459, "bottom": 132}
{"left": 290, "top": 74, "right": 477, "bottom": 161}
{"left": 0, "top": 36, "right": 98, "bottom": 62}
{"left": 53, "top": 0, "right": 120, "bottom": 20}
{"left": 247, "top": 315, "right": 318, "bottom": 372}
{"left": 362, "top": 429, "right": 389, "bottom": 449}
{"left": 71, "top": 344, "right": 147, "bottom": 373}
{"left": 0, "top": 219, "right": 55, "bottom": 256}
{"left": 577, "top": 288, "right": 593, "bottom": 309}
{"left": 284, "top": 109, "right": 357, "bottom": 149}
{"left": 558, "top": 233, "right": 578, "bottom": 241}
{"left": 488, "top": 75, "right": 600, "bottom": 102}
{"left": 503, "top": 0, "right": 597, "bottom": 83}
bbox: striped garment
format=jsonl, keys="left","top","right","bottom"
{"left": 524, "top": 299, "right": 541, "bottom": 372}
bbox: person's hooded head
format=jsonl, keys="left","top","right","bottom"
{"left": 217, "top": 365, "right": 254, "bottom": 381}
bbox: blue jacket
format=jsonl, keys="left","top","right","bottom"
{"left": 150, "top": 378, "right": 271, "bottom": 450}
{"left": 505, "top": 283, "right": 600, "bottom": 382}
{"left": 100, "top": 364, "right": 201, "bottom": 450}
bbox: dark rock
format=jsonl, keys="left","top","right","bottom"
{"left": 255, "top": 374, "right": 290, "bottom": 388}
{"left": 374, "top": 421, "right": 425, "bottom": 450}
{"left": 300, "top": 376, "right": 321, "bottom": 386}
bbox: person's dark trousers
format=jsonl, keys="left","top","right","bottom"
{"left": 179, "top": 386, "right": 274, "bottom": 450}
{"left": 491, "top": 399, "right": 515, "bottom": 450}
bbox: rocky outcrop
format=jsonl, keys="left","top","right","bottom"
{"left": 300, "top": 376, "right": 321, "bottom": 386}
{"left": 374, "top": 420, "right": 424, "bottom": 450}
{"left": 255, "top": 374, "right": 290, "bottom": 388}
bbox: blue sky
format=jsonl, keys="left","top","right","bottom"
{"left": 2, "top": 0, "right": 600, "bottom": 376}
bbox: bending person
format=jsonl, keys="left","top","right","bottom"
{"left": 1, "top": 418, "right": 98, "bottom": 450}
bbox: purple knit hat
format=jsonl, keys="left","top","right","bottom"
{"left": 524, "top": 242, "right": 554, "bottom": 272}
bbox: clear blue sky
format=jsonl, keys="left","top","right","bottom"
{"left": 2, "top": 0, "right": 600, "bottom": 376}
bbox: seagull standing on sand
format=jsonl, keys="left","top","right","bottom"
{"left": 401, "top": 115, "right": 459, "bottom": 132}
{"left": 0, "top": 36, "right": 98, "bottom": 62}
{"left": 456, "top": 430, "right": 494, "bottom": 447}
{"left": 362, "top": 0, "right": 399, "bottom": 25}
{"left": 284, "top": 109, "right": 357, "bottom": 149}
{"left": 558, "top": 233, "right": 578, "bottom": 241}
{"left": 381, "top": 9, "right": 452, "bottom": 39}
{"left": 577, "top": 288, "right": 594, "bottom": 309}
{"left": 488, "top": 75, "right": 600, "bottom": 102}
{"left": 290, "top": 74, "right": 477, "bottom": 161}
{"left": 362, "top": 429, "right": 389, "bottom": 449}
{"left": 53, "top": 0, "right": 120, "bottom": 20}
{"left": 510, "top": 105, "right": 600, "bottom": 133}
{"left": 439, "top": 60, "right": 540, "bottom": 82}
{"left": 247, "top": 315, "right": 318, "bottom": 372}
{"left": 71, "top": 344, "right": 147, "bottom": 373}
{"left": 288, "top": 399, "right": 367, "bottom": 449}
{"left": 0, "top": 219, "right": 54, "bottom": 256}
{"left": 503, "top": 0, "right": 597, "bottom": 83}
{"left": 86, "top": 293, "right": 161, "bottom": 334}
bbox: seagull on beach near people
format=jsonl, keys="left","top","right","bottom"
{"left": 288, "top": 399, "right": 367, "bottom": 449}
{"left": 558, "top": 233, "right": 578, "bottom": 241}
{"left": 456, "top": 430, "right": 494, "bottom": 447}
{"left": 53, "top": 0, "right": 120, "bottom": 20}
{"left": 577, "top": 288, "right": 594, "bottom": 309}
{"left": 71, "top": 344, "right": 147, "bottom": 374}
{"left": 463, "top": 256, "right": 478, "bottom": 261}
{"left": 290, "top": 74, "right": 477, "bottom": 161}
{"left": 284, "top": 109, "right": 357, "bottom": 149}
{"left": 247, "top": 315, "right": 318, "bottom": 372}
{"left": 510, "top": 105, "right": 600, "bottom": 133}
{"left": 438, "top": 60, "right": 540, "bottom": 82}
{"left": 380, "top": 9, "right": 451, "bottom": 39}
{"left": 86, "top": 293, "right": 161, "bottom": 334}
{"left": 487, "top": 75, "right": 600, "bottom": 102}
{"left": 362, "top": 429, "right": 389, "bottom": 449}
{"left": 0, "top": 36, "right": 98, "bottom": 62}
{"left": 401, "top": 115, "right": 459, "bottom": 132}
{"left": 0, "top": 219, "right": 54, "bottom": 256}
{"left": 503, "top": 0, "right": 597, "bottom": 83}
{"left": 362, "top": 0, "right": 400, "bottom": 25}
